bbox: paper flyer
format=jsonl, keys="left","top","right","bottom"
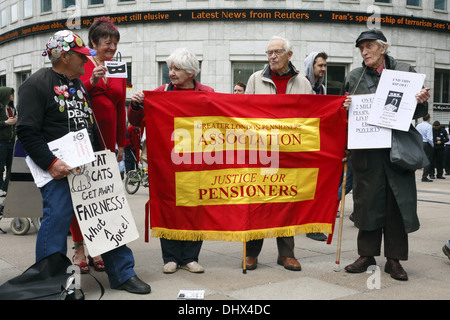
{"left": 366, "top": 69, "right": 425, "bottom": 132}
{"left": 348, "top": 94, "right": 392, "bottom": 149}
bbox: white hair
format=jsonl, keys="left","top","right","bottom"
{"left": 269, "top": 36, "right": 293, "bottom": 53}
{"left": 166, "top": 48, "right": 200, "bottom": 76}
{"left": 375, "top": 39, "right": 390, "bottom": 55}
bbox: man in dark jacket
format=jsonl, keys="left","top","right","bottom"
{"left": 341, "top": 30, "right": 430, "bottom": 281}
{"left": 0, "top": 87, "right": 17, "bottom": 197}
{"left": 16, "top": 30, "right": 150, "bottom": 295}
{"left": 431, "top": 121, "right": 449, "bottom": 179}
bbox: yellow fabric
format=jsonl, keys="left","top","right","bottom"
{"left": 151, "top": 223, "right": 331, "bottom": 242}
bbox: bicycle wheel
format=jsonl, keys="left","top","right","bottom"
{"left": 125, "top": 170, "right": 141, "bottom": 194}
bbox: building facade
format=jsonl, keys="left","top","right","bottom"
{"left": 0, "top": 0, "right": 449, "bottom": 122}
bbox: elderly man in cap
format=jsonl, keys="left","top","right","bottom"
{"left": 16, "top": 30, "right": 150, "bottom": 294}
{"left": 341, "top": 29, "right": 430, "bottom": 281}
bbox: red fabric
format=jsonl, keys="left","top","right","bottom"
{"left": 271, "top": 71, "right": 293, "bottom": 94}
{"left": 126, "top": 125, "right": 141, "bottom": 163}
{"left": 127, "top": 80, "right": 214, "bottom": 128}
{"left": 70, "top": 216, "right": 83, "bottom": 242}
{"left": 125, "top": 126, "right": 141, "bottom": 150}
{"left": 80, "top": 59, "right": 127, "bottom": 152}
{"left": 143, "top": 91, "right": 347, "bottom": 242}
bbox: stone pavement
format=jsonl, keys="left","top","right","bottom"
{"left": 0, "top": 171, "right": 449, "bottom": 303}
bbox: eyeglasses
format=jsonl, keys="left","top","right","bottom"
{"left": 265, "top": 49, "right": 286, "bottom": 57}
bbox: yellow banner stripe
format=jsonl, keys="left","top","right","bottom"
{"left": 175, "top": 167, "right": 318, "bottom": 207}
{"left": 173, "top": 116, "right": 320, "bottom": 153}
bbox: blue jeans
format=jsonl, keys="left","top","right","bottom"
{"left": 38, "top": 178, "right": 136, "bottom": 288}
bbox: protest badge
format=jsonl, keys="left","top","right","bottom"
{"left": 104, "top": 61, "right": 128, "bottom": 78}
{"left": 69, "top": 150, "right": 139, "bottom": 257}
{"left": 367, "top": 69, "right": 426, "bottom": 132}
{"left": 348, "top": 94, "right": 392, "bottom": 149}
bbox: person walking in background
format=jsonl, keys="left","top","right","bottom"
{"left": 431, "top": 121, "right": 448, "bottom": 179}
{"left": 125, "top": 124, "right": 141, "bottom": 173}
{"left": 233, "top": 81, "right": 246, "bottom": 94}
{"left": 416, "top": 114, "right": 434, "bottom": 182}
{"left": 0, "top": 87, "right": 16, "bottom": 197}
{"left": 304, "top": 51, "right": 327, "bottom": 95}
{"left": 444, "top": 121, "right": 450, "bottom": 175}
{"left": 304, "top": 51, "right": 330, "bottom": 242}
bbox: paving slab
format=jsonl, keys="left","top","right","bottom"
{"left": 0, "top": 171, "right": 449, "bottom": 306}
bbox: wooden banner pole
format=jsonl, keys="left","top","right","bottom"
{"left": 334, "top": 161, "right": 348, "bottom": 272}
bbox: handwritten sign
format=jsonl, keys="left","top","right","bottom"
{"left": 348, "top": 94, "right": 391, "bottom": 149}
{"left": 367, "top": 70, "right": 425, "bottom": 132}
{"left": 69, "top": 150, "right": 139, "bottom": 256}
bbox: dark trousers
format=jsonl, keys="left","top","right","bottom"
{"left": 246, "top": 236, "right": 295, "bottom": 258}
{"left": 160, "top": 238, "right": 202, "bottom": 265}
{"left": 444, "top": 145, "right": 450, "bottom": 174}
{"left": 124, "top": 148, "right": 138, "bottom": 173}
{"left": 0, "top": 141, "right": 14, "bottom": 192}
{"left": 422, "top": 142, "right": 433, "bottom": 179}
{"left": 432, "top": 147, "right": 445, "bottom": 177}
{"left": 356, "top": 184, "right": 408, "bottom": 261}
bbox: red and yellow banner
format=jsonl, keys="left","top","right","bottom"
{"left": 143, "top": 91, "right": 347, "bottom": 242}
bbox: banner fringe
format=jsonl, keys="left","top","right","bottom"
{"left": 150, "top": 223, "right": 332, "bottom": 242}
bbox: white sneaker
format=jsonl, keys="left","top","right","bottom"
{"left": 180, "top": 261, "right": 204, "bottom": 273}
{"left": 163, "top": 261, "right": 178, "bottom": 273}
{"left": 0, "top": 190, "right": 6, "bottom": 197}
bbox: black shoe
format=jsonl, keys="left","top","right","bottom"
{"left": 443, "top": 245, "right": 450, "bottom": 260}
{"left": 429, "top": 175, "right": 436, "bottom": 179}
{"left": 421, "top": 177, "right": 433, "bottom": 182}
{"left": 115, "top": 276, "right": 151, "bottom": 294}
{"left": 349, "top": 212, "right": 354, "bottom": 222}
{"left": 384, "top": 258, "right": 408, "bottom": 281}
{"left": 437, "top": 176, "right": 446, "bottom": 179}
{"left": 345, "top": 256, "right": 376, "bottom": 273}
{"left": 306, "top": 232, "right": 327, "bottom": 241}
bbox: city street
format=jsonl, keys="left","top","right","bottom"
{"left": 1, "top": 171, "right": 449, "bottom": 302}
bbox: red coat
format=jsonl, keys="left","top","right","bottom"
{"left": 80, "top": 59, "right": 126, "bottom": 152}
{"left": 126, "top": 125, "right": 141, "bottom": 151}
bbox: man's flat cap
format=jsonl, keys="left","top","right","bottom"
{"left": 355, "top": 29, "right": 387, "bottom": 47}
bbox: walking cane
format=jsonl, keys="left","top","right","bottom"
{"left": 334, "top": 161, "right": 348, "bottom": 272}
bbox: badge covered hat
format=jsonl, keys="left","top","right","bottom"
{"left": 43, "top": 30, "right": 97, "bottom": 58}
